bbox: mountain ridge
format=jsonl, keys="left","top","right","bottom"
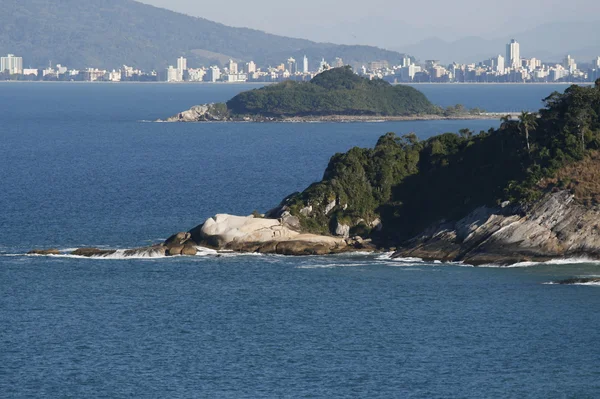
{"left": 1, "top": 0, "right": 407, "bottom": 70}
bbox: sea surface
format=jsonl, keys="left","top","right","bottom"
{"left": 1, "top": 82, "right": 599, "bottom": 398}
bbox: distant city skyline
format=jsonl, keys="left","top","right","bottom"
{"left": 137, "top": 0, "right": 600, "bottom": 49}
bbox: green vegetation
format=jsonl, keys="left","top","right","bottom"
{"left": 281, "top": 79, "right": 600, "bottom": 243}
{"left": 227, "top": 67, "right": 438, "bottom": 117}
{"left": 2, "top": 0, "right": 409, "bottom": 70}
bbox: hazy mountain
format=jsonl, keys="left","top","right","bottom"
{"left": 0, "top": 0, "right": 407, "bottom": 70}
{"left": 395, "top": 21, "right": 600, "bottom": 64}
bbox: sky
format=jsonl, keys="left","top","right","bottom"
{"left": 137, "top": 0, "right": 600, "bottom": 49}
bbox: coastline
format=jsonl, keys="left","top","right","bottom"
{"left": 160, "top": 113, "right": 519, "bottom": 123}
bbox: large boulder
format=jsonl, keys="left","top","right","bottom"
{"left": 189, "top": 213, "right": 348, "bottom": 255}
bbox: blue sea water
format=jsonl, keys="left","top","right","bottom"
{"left": 1, "top": 82, "right": 600, "bottom": 398}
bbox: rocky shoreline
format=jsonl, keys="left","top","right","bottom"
{"left": 27, "top": 190, "right": 600, "bottom": 265}
{"left": 157, "top": 104, "right": 517, "bottom": 123}
{"left": 29, "top": 213, "right": 376, "bottom": 258}
{"left": 392, "top": 190, "right": 600, "bottom": 266}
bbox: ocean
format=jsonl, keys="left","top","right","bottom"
{"left": 1, "top": 82, "right": 599, "bottom": 398}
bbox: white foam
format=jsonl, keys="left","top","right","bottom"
{"left": 296, "top": 262, "right": 367, "bottom": 269}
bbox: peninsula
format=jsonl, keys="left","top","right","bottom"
{"left": 32, "top": 80, "right": 600, "bottom": 265}
{"left": 159, "top": 67, "right": 491, "bottom": 122}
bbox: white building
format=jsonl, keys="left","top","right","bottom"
{"left": 206, "top": 66, "right": 221, "bottom": 82}
{"left": 595, "top": 56, "right": 600, "bottom": 69}
{"left": 187, "top": 68, "right": 206, "bottom": 82}
{"left": 228, "top": 59, "right": 238, "bottom": 75}
{"left": 492, "top": 54, "right": 505, "bottom": 74}
{"left": 506, "top": 39, "right": 520, "bottom": 69}
{"left": 563, "top": 55, "right": 577, "bottom": 74}
{"left": 303, "top": 55, "right": 309, "bottom": 73}
{"left": 1, "top": 54, "right": 23, "bottom": 74}
{"left": 166, "top": 66, "right": 179, "bottom": 82}
{"left": 247, "top": 61, "right": 256, "bottom": 74}
{"left": 177, "top": 57, "right": 187, "bottom": 81}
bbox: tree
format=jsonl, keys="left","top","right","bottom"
{"left": 518, "top": 111, "right": 537, "bottom": 152}
{"left": 459, "top": 128, "right": 473, "bottom": 139}
{"left": 500, "top": 114, "right": 513, "bottom": 131}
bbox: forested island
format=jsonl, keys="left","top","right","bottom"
{"left": 161, "top": 67, "right": 489, "bottom": 122}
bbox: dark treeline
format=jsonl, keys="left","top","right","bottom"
{"left": 226, "top": 67, "right": 438, "bottom": 117}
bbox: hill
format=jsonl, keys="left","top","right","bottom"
{"left": 267, "top": 79, "right": 600, "bottom": 263}
{"left": 1, "top": 0, "right": 408, "bottom": 70}
{"left": 225, "top": 67, "right": 438, "bottom": 117}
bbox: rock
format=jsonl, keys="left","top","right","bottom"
{"left": 324, "top": 199, "right": 337, "bottom": 215}
{"left": 556, "top": 277, "right": 600, "bottom": 285}
{"left": 28, "top": 249, "right": 61, "bottom": 255}
{"left": 281, "top": 214, "right": 301, "bottom": 231}
{"left": 299, "top": 206, "right": 313, "bottom": 216}
{"left": 393, "top": 190, "right": 600, "bottom": 265}
{"left": 335, "top": 222, "right": 350, "bottom": 238}
{"left": 370, "top": 218, "right": 383, "bottom": 232}
{"left": 166, "top": 245, "right": 184, "bottom": 256}
{"left": 188, "top": 213, "right": 349, "bottom": 255}
{"left": 71, "top": 248, "right": 117, "bottom": 257}
{"left": 181, "top": 242, "right": 198, "bottom": 256}
{"left": 165, "top": 232, "right": 191, "bottom": 247}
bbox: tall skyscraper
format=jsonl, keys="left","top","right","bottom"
{"left": 594, "top": 56, "right": 600, "bottom": 69}
{"left": 1, "top": 54, "right": 23, "bottom": 74}
{"left": 506, "top": 39, "right": 520, "bottom": 69}
{"left": 303, "top": 55, "right": 309, "bottom": 73}
{"left": 247, "top": 61, "right": 256, "bottom": 74}
{"left": 176, "top": 57, "right": 187, "bottom": 81}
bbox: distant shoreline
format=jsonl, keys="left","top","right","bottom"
{"left": 0, "top": 80, "right": 590, "bottom": 86}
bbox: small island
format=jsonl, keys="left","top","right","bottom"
{"left": 160, "top": 67, "right": 496, "bottom": 122}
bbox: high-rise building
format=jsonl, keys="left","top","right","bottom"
{"left": 247, "top": 61, "right": 256, "bottom": 74}
{"left": 492, "top": 54, "right": 505, "bottom": 74}
{"left": 303, "top": 55, "right": 309, "bottom": 73}
{"left": 228, "top": 59, "right": 238, "bottom": 75}
{"left": 177, "top": 57, "right": 187, "bottom": 81}
{"left": 506, "top": 39, "right": 520, "bottom": 69}
{"left": 166, "top": 66, "right": 179, "bottom": 82}
{"left": 287, "top": 57, "right": 297, "bottom": 74}
{"left": 563, "top": 55, "right": 577, "bottom": 73}
{"left": 206, "top": 66, "right": 221, "bottom": 82}
{"left": 1, "top": 54, "right": 23, "bottom": 74}
{"left": 334, "top": 57, "right": 344, "bottom": 68}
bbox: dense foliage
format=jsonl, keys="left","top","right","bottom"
{"left": 227, "top": 67, "right": 438, "bottom": 117}
{"left": 283, "top": 80, "right": 600, "bottom": 242}
{"left": 1, "top": 0, "right": 408, "bottom": 69}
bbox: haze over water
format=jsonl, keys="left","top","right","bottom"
{"left": 1, "top": 83, "right": 599, "bottom": 398}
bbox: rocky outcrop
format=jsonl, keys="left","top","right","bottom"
{"left": 160, "top": 104, "right": 233, "bottom": 122}
{"left": 556, "top": 277, "right": 600, "bottom": 285}
{"left": 28, "top": 249, "right": 61, "bottom": 255}
{"left": 393, "top": 191, "right": 600, "bottom": 265}
{"left": 189, "top": 213, "right": 348, "bottom": 255}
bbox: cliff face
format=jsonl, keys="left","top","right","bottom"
{"left": 393, "top": 190, "right": 600, "bottom": 265}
